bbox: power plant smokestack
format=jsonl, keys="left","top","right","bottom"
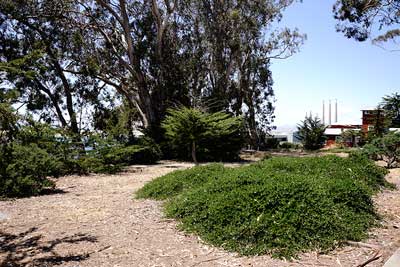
{"left": 322, "top": 100, "right": 325, "bottom": 125}
{"left": 335, "top": 99, "right": 338, "bottom": 123}
{"left": 329, "top": 100, "right": 332, "bottom": 125}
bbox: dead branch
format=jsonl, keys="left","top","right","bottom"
{"left": 356, "top": 250, "right": 382, "bottom": 267}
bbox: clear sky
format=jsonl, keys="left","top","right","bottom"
{"left": 270, "top": 0, "right": 400, "bottom": 131}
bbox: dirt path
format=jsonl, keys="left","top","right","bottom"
{"left": 1, "top": 162, "right": 399, "bottom": 267}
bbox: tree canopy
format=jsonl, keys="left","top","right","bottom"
{"left": 381, "top": 93, "right": 400, "bottom": 128}
{"left": 162, "top": 107, "right": 243, "bottom": 164}
{"left": 297, "top": 115, "right": 326, "bottom": 150}
{"left": 0, "top": 0, "right": 305, "bottom": 148}
{"left": 334, "top": 0, "right": 400, "bottom": 48}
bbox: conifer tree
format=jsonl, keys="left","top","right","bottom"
{"left": 162, "top": 108, "right": 243, "bottom": 164}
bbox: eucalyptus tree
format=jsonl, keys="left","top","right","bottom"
{"left": 72, "top": 0, "right": 190, "bottom": 138}
{"left": 334, "top": 0, "right": 400, "bottom": 48}
{"left": 75, "top": 0, "right": 305, "bottom": 145}
{"left": 180, "top": 0, "right": 305, "bottom": 145}
{"left": 0, "top": 0, "right": 104, "bottom": 135}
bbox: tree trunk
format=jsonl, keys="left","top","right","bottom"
{"left": 191, "top": 141, "right": 198, "bottom": 165}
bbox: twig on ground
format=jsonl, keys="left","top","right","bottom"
{"left": 89, "top": 245, "right": 112, "bottom": 255}
{"left": 356, "top": 250, "right": 382, "bottom": 267}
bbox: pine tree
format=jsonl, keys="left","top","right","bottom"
{"left": 297, "top": 116, "right": 327, "bottom": 150}
{"left": 162, "top": 108, "right": 243, "bottom": 164}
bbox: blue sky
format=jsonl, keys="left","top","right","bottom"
{"left": 270, "top": 0, "right": 400, "bottom": 130}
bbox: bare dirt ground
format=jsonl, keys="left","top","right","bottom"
{"left": 1, "top": 161, "right": 399, "bottom": 267}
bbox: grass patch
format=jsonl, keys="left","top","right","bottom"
{"left": 136, "top": 155, "right": 389, "bottom": 258}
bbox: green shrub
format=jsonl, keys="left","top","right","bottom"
{"left": 104, "top": 144, "right": 161, "bottom": 165}
{"left": 77, "top": 156, "right": 122, "bottom": 174}
{"left": 297, "top": 115, "right": 326, "bottom": 150}
{"left": 138, "top": 156, "right": 389, "bottom": 258}
{"left": 136, "top": 164, "right": 226, "bottom": 200}
{"left": 279, "top": 142, "right": 299, "bottom": 150}
{"left": 365, "top": 132, "right": 400, "bottom": 168}
{"left": 263, "top": 137, "right": 279, "bottom": 149}
{"left": 0, "top": 144, "right": 58, "bottom": 197}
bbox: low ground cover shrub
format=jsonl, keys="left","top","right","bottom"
{"left": 137, "top": 156, "right": 389, "bottom": 258}
{"left": 136, "top": 164, "right": 226, "bottom": 200}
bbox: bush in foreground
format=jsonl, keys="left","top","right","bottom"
{"left": 0, "top": 144, "right": 58, "bottom": 197}
{"left": 137, "top": 156, "right": 389, "bottom": 258}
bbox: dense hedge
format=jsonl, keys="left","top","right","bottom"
{"left": 137, "top": 156, "right": 389, "bottom": 258}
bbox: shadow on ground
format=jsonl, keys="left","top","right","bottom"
{"left": 0, "top": 227, "right": 97, "bottom": 267}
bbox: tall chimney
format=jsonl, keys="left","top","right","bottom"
{"left": 335, "top": 99, "right": 338, "bottom": 123}
{"left": 329, "top": 100, "right": 332, "bottom": 125}
{"left": 323, "top": 100, "right": 325, "bottom": 125}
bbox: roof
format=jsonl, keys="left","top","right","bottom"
{"left": 328, "top": 124, "right": 360, "bottom": 129}
{"left": 324, "top": 128, "right": 342, "bottom": 136}
{"left": 361, "top": 106, "right": 382, "bottom": 111}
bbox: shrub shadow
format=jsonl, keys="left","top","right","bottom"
{"left": 0, "top": 227, "right": 97, "bottom": 266}
{"left": 39, "top": 188, "right": 67, "bottom": 196}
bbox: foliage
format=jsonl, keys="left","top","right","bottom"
{"left": 297, "top": 115, "right": 327, "bottom": 150}
{"left": 162, "top": 108, "right": 243, "bottom": 163}
{"left": 31, "top": 0, "right": 303, "bottom": 142}
{"left": 137, "top": 156, "right": 389, "bottom": 258}
{"left": 263, "top": 137, "right": 280, "bottom": 150}
{"left": 381, "top": 93, "right": 400, "bottom": 128}
{"left": 279, "top": 142, "right": 300, "bottom": 150}
{"left": 93, "top": 101, "right": 140, "bottom": 143}
{"left": 359, "top": 132, "right": 400, "bottom": 168}
{"left": 1, "top": 0, "right": 306, "bottom": 150}
{"left": 340, "top": 129, "right": 362, "bottom": 147}
{"left": 136, "top": 164, "right": 226, "bottom": 200}
{"left": 0, "top": 116, "right": 162, "bottom": 197}
{"left": 334, "top": 0, "right": 400, "bottom": 47}
{"left": 0, "top": 143, "right": 58, "bottom": 198}
{"left": 0, "top": 0, "right": 106, "bottom": 134}
{"left": 103, "top": 145, "right": 161, "bottom": 165}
